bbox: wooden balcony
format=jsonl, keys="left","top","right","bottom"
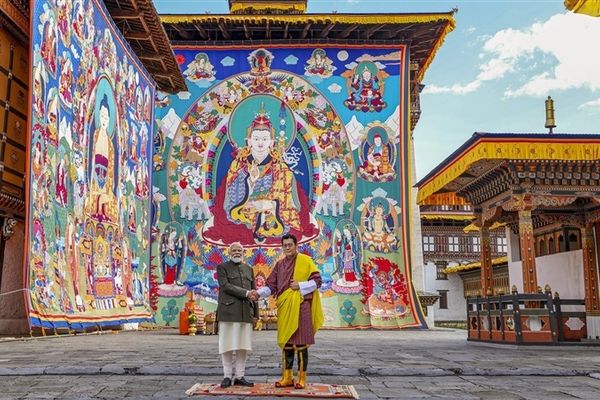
{"left": 467, "top": 288, "right": 586, "bottom": 345}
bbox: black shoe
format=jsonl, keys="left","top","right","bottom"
{"left": 220, "top": 377, "right": 232, "bottom": 388}
{"left": 233, "top": 377, "right": 254, "bottom": 387}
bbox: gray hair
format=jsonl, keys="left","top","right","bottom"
{"left": 229, "top": 242, "right": 243, "bottom": 252}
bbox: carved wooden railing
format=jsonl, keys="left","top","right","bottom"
{"left": 467, "top": 287, "right": 586, "bottom": 344}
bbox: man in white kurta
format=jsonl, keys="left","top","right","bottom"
{"left": 216, "top": 243, "right": 258, "bottom": 388}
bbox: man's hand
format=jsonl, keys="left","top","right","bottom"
{"left": 247, "top": 290, "right": 259, "bottom": 301}
{"left": 290, "top": 280, "right": 300, "bottom": 290}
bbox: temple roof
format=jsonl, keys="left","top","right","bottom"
{"left": 103, "top": 0, "right": 187, "bottom": 92}
{"left": 416, "top": 132, "right": 600, "bottom": 206}
{"left": 160, "top": 12, "right": 456, "bottom": 82}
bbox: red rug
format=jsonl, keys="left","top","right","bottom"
{"left": 186, "top": 382, "right": 359, "bottom": 398}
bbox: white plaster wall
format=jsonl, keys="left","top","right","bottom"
{"left": 423, "top": 261, "right": 467, "bottom": 321}
{"left": 508, "top": 250, "right": 584, "bottom": 299}
{"left": 410, "top": 138, "right": 425, "bottom": 292}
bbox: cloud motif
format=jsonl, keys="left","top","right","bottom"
{"left": 177, "top": 91, "right": 191, "bottom": 100}
{"left": 221, "top": 56, "right": 235, "bottom": 67}
{"left": 327, "top": 83, "right": 342, "bottom": 93}
{"left": 307, "top": 75, "right": 323, "bottom": 84}
{"left": 193, "top": 80, "right": 212, "bottom": 88}
{"left": 284, "top": 55, "right": 299, "bottom": 65}
{"left": 345, "top": 62, "right": 358, "bottom": 70}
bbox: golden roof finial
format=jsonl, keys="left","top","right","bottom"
{"left": 545, "top": 96, "right": 556, "bottom": 134}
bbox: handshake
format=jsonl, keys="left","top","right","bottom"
{"left": 247, "top": 290, "right": 260, "bottom": 301}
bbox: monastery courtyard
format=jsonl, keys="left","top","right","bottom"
{"left": 1, "top": 329, "right": 600, "bottom": 399}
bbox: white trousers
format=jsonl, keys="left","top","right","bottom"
{"left": 221, "top": 349, "right": 248, "bottom": 379}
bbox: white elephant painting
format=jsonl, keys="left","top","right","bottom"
{"left": 316, "top": 160, "right": 347, "bottom": 217}
{"left": 177, "top": 185, "right": 211, "bottom": 220}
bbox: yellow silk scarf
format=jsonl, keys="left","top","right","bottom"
{"left": 276, "top": 253, "right": 324, "bottom": 348}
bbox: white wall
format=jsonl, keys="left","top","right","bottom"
{"left": 424, "top": 261, "right": 467, "bottom": 321}
{"left": 508, "top": 250, "right": 584, "bottom": 299}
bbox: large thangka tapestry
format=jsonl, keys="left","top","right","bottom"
{"left": 152, "top": 46, "right": 425, "bottom": 329}
{"left": 27, "top": 0, "right": 155, "bottom": 328}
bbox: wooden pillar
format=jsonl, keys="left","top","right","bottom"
{"left": 582, "top": 225, "right": 600, "bottom": 339}
{"left": 518, "top": 210, "right": 538, "bottom": 293}
{"left": 480, "top": 225, "right": 493, "bottom": 296}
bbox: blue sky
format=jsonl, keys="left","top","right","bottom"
{"left": 154, "top": 0, "right": 600, "bottom": 179}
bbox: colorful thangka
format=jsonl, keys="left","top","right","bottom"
{"left": 152, "top": 46, "right": 426, "bottom": 329}
{"left": 27, "top": 0, "right": 155, "bottom": 329}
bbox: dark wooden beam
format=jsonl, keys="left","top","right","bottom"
{"left": 265, "top": 20, "right": 271, "bottom": 40}
{"left": 110, "top": 9, "right": 141, "bottom": 19}
{"left": 138, "top": 51, "right": 163, "bottom": 61}
{"left": 364, "top": 24, "right": 386, "bottom": 39}
{"left": 338, "top": 24, "right": 358, "bottom": 39}
{"left": 243, "top": 22, "right": 251, "bottom": 39}
{"left": 301, "top": 23, "right": 312, "bottom": 39}
{"left": 125, "top": 31, "right": 152, "bottom": 41}
{"left": 218, "top": 20, "right": 231, "bottom": 39}
{"left": 283, "top": 22, "right": 289, "bottom": 39}
{"left": 193, "top": 24, "right": 208, "bottom": 40}
{"left": 320, "top": 23, "right": 335, "bottom": 38}
{"left": 171, "top": 24, "right": 193, "bottom": 40}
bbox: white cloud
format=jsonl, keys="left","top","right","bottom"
{"left": 425, "top": 12, "right": 600, "bottom": 97}
{"left": 177, "top": 91, "right": 191, "bottom": 100}
{"left": 327, "top": 83, "right": 342, "bottom": 93}
{"left": 284, "top": 55, "right": 298, "bottom": 65}
{"left": 221, "top": 56, "right": 235, "bottom": 66}
{"left": 578, "top": 97, "right": 600, "bottom": 111}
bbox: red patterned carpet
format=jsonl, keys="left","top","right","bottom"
{"left": 185, "top": 382, "right": 359, "bottom": 398}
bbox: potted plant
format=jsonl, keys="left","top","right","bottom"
{"left": 188, "top": 313, "right": 198, "bottom": 336}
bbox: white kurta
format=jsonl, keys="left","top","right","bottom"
{"left": 218, "top": 322, "right": 253, "bottom": 354}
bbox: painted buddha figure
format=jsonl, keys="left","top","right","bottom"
{"left": 89, "top": 93, "right": 117, "bottom": 223}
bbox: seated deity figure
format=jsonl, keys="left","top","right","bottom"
{"left": 345, "top": 62, "right": 386, "bottom": 112}
{"left": 203, "top": 104, "right": 318, "bottom": 246}
{"left": 358, "top": 131, "right": 395, "bottom": 181}
{"left": 363, "top": 201, "right": 397, "bottom": 252}
{"left": 304, "top": 48, "right": 335, "bottom": 77}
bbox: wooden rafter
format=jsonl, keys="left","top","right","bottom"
{"left": 301, "top": 23, "right": 312, "bottom": 39}
{"left": 320, "top": 23, "right": 335, "bottom": 38}
{"left": 171, "top": 24, "right": 193, "bottom": 40}
{"left": 194, "top": 24, "right": 209, "bottom": 39}
{"left": 218, "top": 20, "right": 231, "bottom": 39}
{"left": 337, "top": 24, "right": 358, "bottom": 39}
{"left": 265, "top": 20, "right": 271, "bottom": 39}
{"left": 364, "top": 24, "right": 386, "bottom": 39}
{"left": 283, "top": 22, "right": 290, "bottom": 39}
{"left": 243, "top": 22, "right": 251, "bottom": 39}
{"left": 125, "top": 31, "right": 152, "bottom": 40}
{"left": 109, "top": 9, "right": 141, "bottom": 19}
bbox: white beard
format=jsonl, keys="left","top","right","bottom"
{"left": 231, "top": 256, "right": 243, "bottom": 264}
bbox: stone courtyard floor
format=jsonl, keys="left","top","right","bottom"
{"left": 1, "top": 328, "right": 600, "bottom": 399}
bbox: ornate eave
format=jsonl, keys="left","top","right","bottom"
{"left": 0, "top": 0, "right": 29, "bottom": 44}
{"left": 229, "top": 0, "right": 307, "bottom": 14}
{"left": 104, "top": 0, "right": 186, "bottom": 92}
{"left": 160, "top": 12, "right": 455, "bottom": 83}
{"left": 416, "top": 133, "right": 600, "bottom": 206}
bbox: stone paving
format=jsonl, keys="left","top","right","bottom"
{"left": 1, "top": 328, "right": 600, "bottom": 399}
